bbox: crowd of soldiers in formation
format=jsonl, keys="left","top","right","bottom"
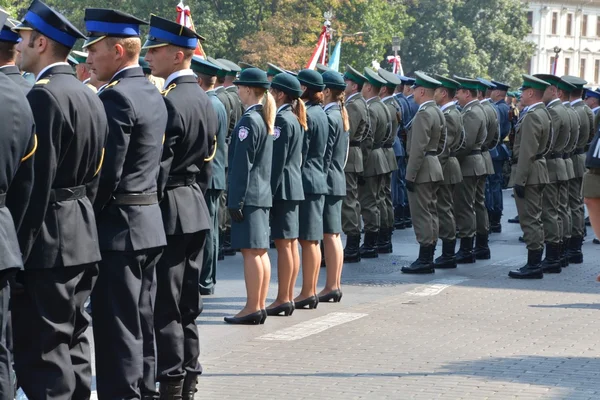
{"left": 0, "top": 0, "right": 599, "bottom": 399}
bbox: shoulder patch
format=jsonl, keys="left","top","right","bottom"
{"left": 238, "top": 126, "right": 250, "bottom": 142}
{"left": 35, "top": 79, "right": 50, "bottom": 85}
{"left": 273, "top": 126, "right": 281, "bottom": 140}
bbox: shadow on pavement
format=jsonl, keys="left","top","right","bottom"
{"left": 530, "top": 303, "right": 600, "bottom": 310}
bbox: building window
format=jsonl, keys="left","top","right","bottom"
{"left": 566, "top": 14, "right": 573, "bottom": 36}
{"left": 552, "top": 12, "right": 558, "bottom": 34}
{"left": 550, "top": 56, "right": 556, "bottom": 73}
{"left": 580, "top": 59, "right": 586, "bottom": 78}
{"left": 597, "top": 16, "right": 600, "bottom": 37}
{"left": 565, "top": 57, "right": 571, "bottom": 75}
{"left": 527, "top": 11, "right": 533, "bottom": 32}
{"left": 582, "top": 14, "right": 588, "bottom": 36}
{"left": 595, "top": 60, "right": 600, "bottom": 83}
{"left": 526, "top": 58, "right": 532, "bottom": 74}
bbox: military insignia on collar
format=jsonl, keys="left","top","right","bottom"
{"left": 238, "top": 126, "right": 250, "bottom": 141}
{"left": 273, "top": 126, "right": 281, "bottom": 140}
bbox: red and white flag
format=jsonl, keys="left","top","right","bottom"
{"left": 306, "top": 21, "right": 331, "bottom": 70}
{"left": 176, "top": 2, "right": 205, "bottom": 59}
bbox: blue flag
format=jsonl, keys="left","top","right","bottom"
{"left": 328, "top": 39, "right": 341, "bottom": 72}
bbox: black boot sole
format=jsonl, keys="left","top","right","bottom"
{"left": 401, "top": 266, "right": 435, "bottom": 274}
{"left": 508, "top": 271, "right": 543, "bottom": 279}
{"left": 360, "top": 252, "right": 379, "bottom": 259}
{"left": 542, "top": 267, "right": 562, "bottom": 273}
{"left": 475, "top": 251, "right": 491, "bottom": 260}
{"left": 434, "top": 262, "right": 457, "bottom": 269}
{"left": 568, "top": 255, "right": 583, "bottom": 264}
{"left": 377, "top": 246, "right": 393, "bottom": 254}
{"left": 343, "top": 255, "right": 361, "bottom": 263}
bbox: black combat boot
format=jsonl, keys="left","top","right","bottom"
{"left": 474, "top": 233, "right": 491, "bottom": 260}
{"left": 222, "top": 229, "right": 236, "bottom": 256}
{"left": 217, "top": 231, "right": 225, "bottom": 260}
{"left": 490, "top": 212, "right": 502, "bottom": 233}
{"left": 567, "top": 235, "right": 584, "bottom": 264}
{"left": 377, "top": 228, "right": 393, "bottom": 254}
{"left": 158, "top": 379, "right": 183, "bottom": 400}
{"left": 562, "top": 237, "right": 570, "bottom": 267}
{"left": 360, "top": 231, "right": 379, "bottom": 259}
{"left": 434, "top": 239, "right": 457, "bottom": 269}
{"left": 394, "top": 206, "right": 405, "bottom": 229}
{"left": 181, "top": 373, "right": 198, "bottom": 400}
{"left": 404, "top": 206, "right": 413, "bottom": 228}
{"left": 507, "top": 215, "right": 519, "bottom": 223}
{"left": 402, "top": 244, "right": 435, "bottom": 274}
{"left": 508, "top": 248, "right": 544, "bottom": 279}
{"left": 455, "top": 236, "right": 476, "bottom": 264}
{"left": 344, "top": 235, "right": 361, "bottom": 263}
{"left": 541, "top": 242, "right": 562, "bottom": 273}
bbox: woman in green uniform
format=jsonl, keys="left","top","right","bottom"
{"left": 295, "top": 69, "right": 329, "bottom": 309}
{"left": 225, "top": 68, "right": 276, "bottom": 324}
{"left": 266, "top": 73, "right": 307, "bottom": 316}
{"left": 319, "top": 71, "right": 349, "bottom": 303}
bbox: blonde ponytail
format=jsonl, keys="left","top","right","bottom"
{"left": 293, "top": 99, "right": 308, "bottom": 130}
{"left": 262, "top": 91, "right": 276, "bottom": 135}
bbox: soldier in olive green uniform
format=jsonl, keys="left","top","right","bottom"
{"left": 453, "top": 76, "right": 488, "bottom": 263}
{"left": 474, "top": 78, "right": 499, "bottom": 260}
{"left": 433, "top": 75, "right": 464, "bottom": 269}
{"left": 401, "top": 72, "right": 444, "bottom": 274}
{"left": 358, "top": 68, "right": 392, "bottom": 258}
{"left": 508, "top": 75, "right": 551, "bottom": 279}
{"left": 377, "top": 68, "right": 401, "bottom": 254}
{"left": 562, "top": 75, "right": 593, "bottom": 263}
{"left": 534, "top": 74, "right": 574, "bottom": 272}
{"left": 341, "top": 66, "right": 369, "bottom": 263}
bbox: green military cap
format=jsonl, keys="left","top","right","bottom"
{"left": 217, "top": 58, "right": 241, "bottom": 76}
{"left": 138, "top": 57, "right": 151, "bottom": 75}
{"left": 191, "top": 55, "right": 221, "bottom": 77}
{"left": 363, "top": 67, "right": 387, "bottom": 88}
{"left": 322, "top": 70, "right": 346, "bottom": 91}
{"left": 238, "top": 61, "right": 258, "bottom": 71}
{"left": 266, "top": 63, "right": 285, "bottom": 77}
{"left": 533, "top": 74, "right": 575, "bottom": 92}
{"left": 234, "top": 67, "right": 270, "bottom": 89}
{"left": 476, "top": 77, "right": 495, "bottom": 92}
{"left": 71, "top": 50, "right": 88, "bottom": 64}
{"left": 343, "top": 65, "right": 366, "bottom": 85}
{"left": 453, "top": 75, "right": 480, "bottom": 91}
{"left": 297, "top": 69, "right": 325, "bottom": 91}
{"left": 519, "top": 74, "right": 550, "bottom": 91}
{"left": 378, "top": 68, "right": 402, "bottom": 89}
{"left": 507, "top": 91, "right": 516, "bottom": 98}
{"left": 67, "top": 55, "right": 79, "bottom": 66}
{"left": 271, "top": 72, "right": 303, "bottom": 98}
{"left": 315, "top": 63, "right": 331, "bottom": 74}
{"left": 561, "top": 75, "right": 587, "bottom": 89}
{"left": 286, "top": 70, "right": 298, "bottom": 77}
{"left": 207, "top": 56, "right": 230, "bottom": 78}
{"left": 434, "top": 74, "right": 460, "bottom": 90}
{"left": 413, "top": 71, "right": 442, "bottom": 89}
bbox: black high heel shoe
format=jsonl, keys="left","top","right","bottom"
{"left": 318, "top": 289, "right": 343, "bottom": 303}
{"left": 260, "top": 309, "right": 267, "bottom": 324}
{"left": 266, "top": 302, "right": 294, "bottom": 316}
{"left": 295, "top": 296, "right": 318, "bottom": 310}
{"left": 224, "top": 310, "right": 263, "bottom": 325}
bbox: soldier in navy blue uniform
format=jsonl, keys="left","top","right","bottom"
{"left": 142, "top": 16, "right": 216, "bottom": 399}
{"left": 0, "top": 23, "right": 36, "bottom": 394}
{"left": 487, "top": 80, "right": 511, "bottom": 233}
{"left": 11, "top": 2, "right": 108, "bottom": 398}
{"left": 0, "top": 17, "right": 32, "bottom": 93}
{"left": 266, "top": 73, "right": 306, "bottom": 316}
{"left": 225, "top": 68, "right": 275, "bottom": 324}
{"left": 83, "top": 8, "right": 168, "bottom": 399}
{"left": 193, "top": 57, "right": 227, "bottom": 298}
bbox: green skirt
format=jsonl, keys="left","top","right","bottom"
{"left": 298, "top": 194, "right": 325, "bottom": 241}
{"left": 231, "top": 206, "right": 270, "bottom": 249}
{"left": 323, "top": 195, "right": 343, "bottom": 234}
{"left": 271, "top": 200, "right": 299, "bottom": 239}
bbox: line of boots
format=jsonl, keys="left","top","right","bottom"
{"left": 344, "top": 229, "right": 395, "bottom": 263}
{"left": 393, "top": 206, "right": 412, "bottom": 230}
{"left": 156, "top": 373, "right": 198, "bottom": 400}
{"left": 509, "top": 236, "right": 583, "bottom": 279}
{"left": 453, "top": 234, "right": 491, "bottom": 264}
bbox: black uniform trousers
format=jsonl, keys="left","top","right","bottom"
{"left": 92, "top": 248, "right": 162, "bottom": 400}
{"left": 155, "top": 232, "right": 205, "bottom": 382}
{"left": 200, "top": 189, "right": 221, "bottom": 292}
{"left": 12, "top": 264, "right": 98, "bottom": 400}
{"left": 0, "top": 283, "right": 12, "bottom": 400}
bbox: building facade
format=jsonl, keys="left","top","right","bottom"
{"left": 526, "top": 0, "right": 600, "bottom": 85}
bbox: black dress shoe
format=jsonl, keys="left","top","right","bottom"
{"left": 199, "top": 287, "right": 214, "bottom": 296}
{"left": 224, "top": 311, "right": 263, "bottom": 325}
{"left": 594, "top": 238, "right": 600, "bottom": 244}
{"left": 260, "top": 309, "right": 267, "bottom": 324}
{"left": 318, "top": 289, "right": 343, "bottom": 303}
{"left": 508, "top": 215, "right": 520, "bottom": 224}
{"left": 266, "top": 302, "right": 294, "bottom": 316}
{"left": 295, "top": 296, "right": 318, "bottom": 309}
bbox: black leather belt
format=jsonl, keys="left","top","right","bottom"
{"left": 0, "top": 193, "right": 5, "bottom": 208}
{"left": 373, "top": 144, "right": 382, "bottom": 149}
{"left": 49, "top": 186, "right": 86, "bottom": 203}
{"left": 589, "top": 168, "right": 600, "bottom": 175}
{"left": 469, "top": 150, "right": 482, "bottom": 155}
{"left": 166, "top": 174, "right": 196, "bottom": 189}
{"left": 547, "top": 152, "right": 563, "bottom": 159}
{"left": 383, "top": 143, "right": 393, "bottom": 149}
{"left": 511, "top": 154, "right": 544, "bottom": 165}
{"left": 563, "top": 153, "right": 571, "bottom": 159}
{"left": 573, "top": 148, "right": 586, "bottom": 155}
{"left": 425, "top": 151, "right": 437, "bottom": 156}
{"left": 481, "top": 146, "right": 489, "bottom": 152}
{"left": 111, "top": 192, "right": 158, "bottom": 206}
{"left": 350, "top": 140, "right": 361, "bottom": 147}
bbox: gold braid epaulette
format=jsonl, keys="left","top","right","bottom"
{"left": 204, "top": 136, "right": 217, "bottom": 162}
{"left": 161, "top": 83, "right": 177, "bottom": 97}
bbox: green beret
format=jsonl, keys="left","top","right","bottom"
{"left": 322, "top": 70, "right": 346, "bottom": 91}
{"left": 233, "top": 67, "right": 270, "bottom": 89}
{"left": 363, "top": 68, "right": 387, "bottom": 88}
{"left": 413, "top": 71, "right": 441, "bottom": 89}
{"left": 207, "top": 56, "right": 230, "bottom": 78}
{"left": 453, "top": 75, "right": 480, "bottom": 91}
{"left": 520, "top": 74, "right": 550, "bottom": 91}
{"left": 217, "top": 58, "right": 241, "bottom": 76}
{"left": 297, "top": 69, "right": 325, "bottom": 91}
{"left": 271, "top": 73, "right": 303, "bottom": 98}
{"left": 343, "top": 65, "right": 366, "bottom": 85}
{"left": 378, "top": 68, "right": 401, "bottom": 89}
{"left": 267, "top": 63, "right": 285, "bottom": 77}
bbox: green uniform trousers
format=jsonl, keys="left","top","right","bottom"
{"left": 558, "top": 180, "right": 571, "bottom": 239}
{"left": 475, "top": 175, "right": 489, "bottom": 235}
{"left": 342, "top": 171, "right": 361, "bottom": 235}
{"left": 541, "top": 182, "right": 561, "bottom": 244}
{"left": 454, "top": 176, "right": 478, "bottom": 239}
{"left": 407, "top": 182, "right": 439, "bottom": 245}
{"left": 219, "top": 190, "right": 230, "bottom": 233}
{"left": 200, "top": 189, "right": 221, "bottom": 291}
{"left": 359, "top": 175, "right": 383, "bottom": 233}
{"left": 569, "top": 177, "right": 585, "bottom": 237}
{"left": 436, "top": 183, "right": 456, "bottom": 241}
{"left": 515, "top": 184, "right": 545, "bottom": 251}
{"left": 378, "top": 172, "right": 394, "bottom": 230}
